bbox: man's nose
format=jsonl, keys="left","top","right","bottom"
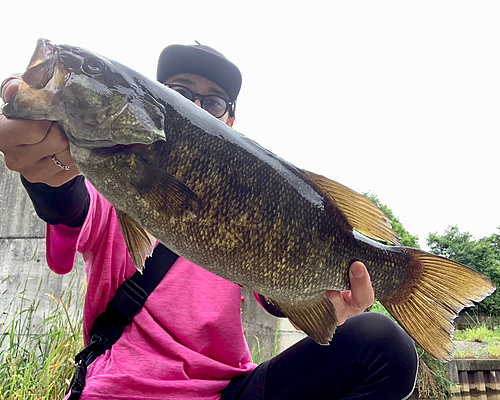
{"left": 194, "top": 98, "right": 202, "bottom": 108}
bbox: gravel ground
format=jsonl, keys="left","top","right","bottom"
{"left": 453, "top": 341, "right": 490, "bottom": 358}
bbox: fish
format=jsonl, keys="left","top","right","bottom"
{"left": 2, "top": 39, "right": 495, "bottom": 361}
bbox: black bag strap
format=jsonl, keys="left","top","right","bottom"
{"left": 67, "top": 244, "right": 178, "bottom": 399}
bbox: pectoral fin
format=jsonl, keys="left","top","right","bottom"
{"left": 305, "top": 170, "right": 401, "bottom": 245}
{"left": 269, "top": 294, "right": 338, "bottom": 345}
{"left": 130, "top": 159, "right": 202, "bottom": 217}
{"left": 116, "top": 210, "right": 156, "bottom": 273}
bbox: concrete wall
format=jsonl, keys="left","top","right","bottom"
{"left": 240, "top": 288, "right": 306, "bottom": 361}
{"left": 0, "top": 154, "right": 302, "bottom": 358}
{"left": 0, "top": 155, "right": 86, "bottom": 339}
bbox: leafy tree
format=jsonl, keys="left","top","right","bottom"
{"left": 427, "top": 226, "right": 500, "bottom": 315}
{"left": 487, "top": 229, "right": 500, "bottom": 259}
{"left": 363, "top": 193, "right": 420, "bottom": 248}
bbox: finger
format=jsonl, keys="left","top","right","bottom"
{"left": 0, "top": 117, "right": 54, "bottom": 148}
{"left": 37, "top": 121, "right": 70, "bottom": 156}
{"left": 2, "top": 122, "right": 69, "bottom": 170}
{"left": 1, "top": 77, "right": 21, "bottom": 103}
{"left": 43, "top": 166, "right": 81, "bottom": 187}
{"left": 20, "top": 145, "right": 78, "bottom": 184}
{"left": 21, "top": 152, "right": 80, "bottom": 187}
{"left": 51, "top": 148, "right": 76, "bottom": 169}
{"left": 288, "top": 319, "right": 301, "bottom": 331}
{"left": 325, "top": 290, "right": 351, "bottom": 326}
{"left": 348, "top": 261, "right": 375, "bottom": 310}
{"left": 3, "top": 121, "right": 79, "bottom": 186}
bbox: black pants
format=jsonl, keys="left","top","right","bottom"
{"left": 220, "top": 313, "right": 418, "bottom": 400}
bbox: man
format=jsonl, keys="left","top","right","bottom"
{"left": 0, "top": 43, "right": 418, "bottom": 399}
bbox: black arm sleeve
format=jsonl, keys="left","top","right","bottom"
{"left": 257, "top": 294, "right": 286, "bottom": 318}
{"left": 21, "top": 175, "right": 90, "bottom": 228}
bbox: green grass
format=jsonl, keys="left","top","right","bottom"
{"left": 452, "top": 323, "right": 500, "bottom": 359}
{"left": 250, "top": 319, "right": 281, "bottom": 364}
{"left": 453, "top": 324, "right": 500, "bottom": 345}
{"left": 0, "top": 273, "right": 85, "bottom": 400}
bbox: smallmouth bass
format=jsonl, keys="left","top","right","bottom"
{"left": 2, "top": 39, "right": 495, "bottom": 360}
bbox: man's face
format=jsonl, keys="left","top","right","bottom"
{"left": 164, "top": 73, "right": 234, "bottom": 127}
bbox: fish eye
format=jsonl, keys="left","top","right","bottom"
{"left": 83, "top": 58, "right": 105, "bottom": 75}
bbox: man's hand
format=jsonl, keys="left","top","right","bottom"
{"left": 0, "top": 77, "right": 79, "bottom": 186}
{"left": 326, "top": 261, "right": 374, "bottom": 326}
{"left": 289, "top": 261, "right": 375, "bottom": 331}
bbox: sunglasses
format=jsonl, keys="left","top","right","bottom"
{"left": 165, "top": 84, "right": 233, "bottom": 119}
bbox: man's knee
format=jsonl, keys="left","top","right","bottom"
{"left": 339, "top": 312, "right": 418, "bottom": 397}
{"left": 340, "top": 312, "right": 415, "bottom": 353}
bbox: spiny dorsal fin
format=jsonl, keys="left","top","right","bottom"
{"left": 116, "top": 209, "right": 156, "bottom": 273}
{"left": 305, "top": 170, "right": 401, "bottom": 246}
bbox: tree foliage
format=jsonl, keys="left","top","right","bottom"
{"left": 363, "top": 193, "right": 420, "bottom": 248}
{"left": 427, "top": 226, "right": 500, "bottom": 315}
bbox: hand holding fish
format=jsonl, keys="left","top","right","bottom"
{"left": 326, "top": 261, "right": 374, "bottom": 326}
{"left": 0, "top": 77, "right": 79, "bottom": 186}
{"left": 290, "top": 261, "right": 374, "bottom": 331}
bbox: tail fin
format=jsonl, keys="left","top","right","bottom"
{"left": 381, "top": 248, "right": 495, "bottom": 361}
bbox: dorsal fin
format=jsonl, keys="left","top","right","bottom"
{"left": 305, "top": 170, "right": 401, "bottom": 245}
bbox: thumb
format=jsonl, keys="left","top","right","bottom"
{"left": 1, "top": 76, "right": 21, "bottom": 103}
{"left": 349, "top": 261, "right": 375, "bottom": 309}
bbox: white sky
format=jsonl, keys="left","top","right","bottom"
{"left": 2, "top": 1, "right": 499, "bottom": 248}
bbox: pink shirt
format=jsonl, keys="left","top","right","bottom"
{"left": 47, "top": 181, "right": 256, "bottom": 399}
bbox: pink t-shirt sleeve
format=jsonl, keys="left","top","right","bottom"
{"left": 45, "top": 180, "right": 116, "bottom": 275}
{"left": 46, "top": 223, "right": 81, "bottom": 275}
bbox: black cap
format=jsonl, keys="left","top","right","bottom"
{"left": 157, "top": 44, "right": 242, "bottom": 102}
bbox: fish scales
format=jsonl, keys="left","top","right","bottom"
{"left": 2, "top": 39, "right": 495, "bottom": 360}
{"left": 75, "top": 133, "right": 356, "bottom": 299}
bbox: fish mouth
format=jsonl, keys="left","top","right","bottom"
{"left": 2, "top": 39, "right": 69, "bottom": 121}
{"left": 21, "top": 39, "right": 69, "bottom": 92}
{"left": 17, "top": 39, "right": 124, "bottom": 149}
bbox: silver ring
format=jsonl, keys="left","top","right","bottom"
{"left": 51, "top": 154, "right": 71, "bottom": 171}
{"left": 1, "top": 75, "right": 22, "bottom": 102}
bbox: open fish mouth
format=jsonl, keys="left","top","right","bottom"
{"left": 8, "top": 39, "right": 141, "bottom": 149}
{"left": 2, "top": 39, "right": 71, "bottom": 121}
{"left": 21, "top": 39, "right": 70, "bottom": 92}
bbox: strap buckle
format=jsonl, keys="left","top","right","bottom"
{"left": 66, "top": 359, "right": 87, "bottom": 399}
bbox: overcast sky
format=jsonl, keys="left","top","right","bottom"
{"left": 2, "top": 1, "right": 499, "bottom": 248}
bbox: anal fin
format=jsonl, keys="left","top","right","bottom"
{"left": 116, "top": 209, "right": 156, "bottom": 273}
{"left": 270, "top": 294, "right": 338, "bottom": 345}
